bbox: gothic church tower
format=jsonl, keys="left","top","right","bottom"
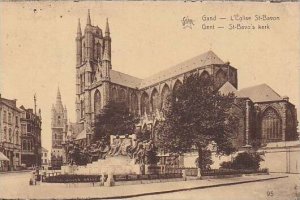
{"left": 51, "top": 87, "right": 68, "bottom": 167}
{"left": 75, "top": 10, "right": 112, "bottom": 143}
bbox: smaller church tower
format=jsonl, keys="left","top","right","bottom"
{"left": 51, "top": 87, "right": 68, "bottom": 168}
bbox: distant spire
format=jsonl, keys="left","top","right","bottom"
{"left": 57, "top": 87, "right": 61, "bottom": 101}
{"left": 77, "top": 18, "right": 82, "bottom": 36}
{"left": 55, "top": 87, "right": 64, "bottom": 112}
{"left": 105, "top": 18, "right": 110, "bottom": 37}
{"left": 34, "top": 93, "right": 37, "bottom": 115}
{"left": 87, "top": 9, "right": 91, "bottom": 25}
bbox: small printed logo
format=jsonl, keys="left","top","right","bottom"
{"left": 182, "top": 16, "right": 195, "bottom": 29}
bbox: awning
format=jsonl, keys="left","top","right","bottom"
{"left": 0, "top": 152, "right": 9, "bottom": 161}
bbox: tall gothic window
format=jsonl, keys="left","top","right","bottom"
{"left": 141, "top": 92, "right": 150, "bottom": 115}
{"left": 119, "top": 89, "right": 126, "bottom": 103}
{"left": 112, "top": 88, "right": 117, "bottom": 102}
{"left": 94, "top": 89, "right": 101, "bottom": 115}
{"left": 130, "top": 92, "right": 138, "bottom": 116}
{"left": 261, "top": 107, "right": 282, "bottom": 142}
{"left": 161, "top": 84, "right": 170, "bottom": 110}
{"left": 215, "top": 69, "right": 227, "bottom": 88}
{"left": 173, "top": 80, "right": 182, "bottom": 93}
{"left": 200, "top": 70, "right": 210, "bottom": 80}
{"left": 150, "top": 88, "right": 159, "bottom": 113}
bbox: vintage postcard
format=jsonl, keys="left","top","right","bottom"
{"left": 0, "top": 1, "right": 299, "bottom": 200}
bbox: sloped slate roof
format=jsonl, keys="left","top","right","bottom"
{"left": 218, "top": 81, "right": 237, "bottom": 95}
{"left": 139, "top": 50, "right": 225, "bottom": 88}
{"left": 110, "top": 70, "right": 142, "bottom": 89}
{"left": 236, "top": 84, "right": 283, "bottom": 102}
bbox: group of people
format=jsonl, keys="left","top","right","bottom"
{"left": 64, "top": 135, "right": 155, "bottom": 165}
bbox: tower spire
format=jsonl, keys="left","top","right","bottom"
{"left": 87, "top": 9, "right": 91, "bottom": 25}
{"left": 77, "top": 18, "right": 82, "bottom": 36}
{"left": 105, "top": 18, "right": 110, "bottom": 37}
{"left": 34, "top": 93, "right": 37, "bottom": 115}
{"left": 57, "top": 87, "right": 61, "bottom": 102}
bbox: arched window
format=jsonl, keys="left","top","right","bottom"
{"left": 57, "top": 116, "right": 61, "bottom": 125}
{"left": 111, "top": 88, "right": 117, "bottom": 102}
{"left": 96, "top": 42, "right": 101, "bottom": 60}
{"left": 161, "top": 84, "right": 170, "bottom": 110}
{"left": 150, "top": 88, "right": 160, "bottom": 113}
{"left": 94, "top": 89, "right": 101, "bottom": 115}
{"left": 119, "top": 89, "right": 126, "bottom": 103}
{"left": 215, "top": 69, "right": 227, "bottom": 88}
{"left": 141, "top": 92, "right": 150, "bottom": 115}
{"left": 261, "top": 107, "right": 282, "bottom": 142}
{"left": 80, "top": 100, "right": 85, "bottom": 118}
{"left": 200, "top": 70, "right": 210, "bottom": 80}
{"left": 130, "top": 92, "right": 138, "bottom": 116}
{"left": 173, "top": 80, "right": 182, "bottom": 93}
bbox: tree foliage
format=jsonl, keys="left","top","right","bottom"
{"left": 155, "top": 73, "right": 239, "bottom": 169}
{"left": 220, "top": 151, "right": 264, "bottom": 170}
{"left": 94, "top": 101, "right": 139, "bottom": 143}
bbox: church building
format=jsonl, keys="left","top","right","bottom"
{"left": 71, "top": 11, "right": 298, "bottom": 150}
{"left": 51, "top": 88, "right": 68, "bottom": 168}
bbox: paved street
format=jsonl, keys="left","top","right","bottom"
{"left": 128, "top": 174, "right": 300, "bottom": 200}
{"left": 0, "top": 171, "right": 298, "bottom": 200}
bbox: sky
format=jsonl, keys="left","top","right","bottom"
{"left": 0, "top": 1, "right": 299, "bottom": 153}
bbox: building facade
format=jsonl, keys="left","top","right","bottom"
{"left": 72, "top": 11, "right": 298, "bottom": 150}
{"left": 0, "top": 94, "right": 22, "bottom": 170}
{"left": 41, "top": 147, "right": 49, "bottom": 169}
{"left": 51, "top": 88, "right": 68, "bottom": 168}
{"left": 19, "top": 102, "right": 42, "bottom": 168}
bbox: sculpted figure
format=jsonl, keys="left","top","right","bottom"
{"left": 134, "top": 142, "right": 145, "bottom": 164}
{"left": 98, "top": 139, "right": 110, "bottom": 159}
{"left": 127, "top": 139, "right": 139, "bottom": 159}
{"left": 109, "top": 135, "right": 122, "bottom": 156}
{"left": 120, "top": 135, "right": 132, "bottom": 156}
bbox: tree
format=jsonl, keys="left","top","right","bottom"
{"left": 94, "top": 101, "right": 139, "bottom": 143}
{"left": 155, "top": 73, "right": 239, "bottom": 170}
{"left": 220, "top": 151, "right": 264, "bottom": 170}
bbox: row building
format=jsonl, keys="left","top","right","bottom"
{"left": 0, "top": 94, "right": 42, "bottom": 171}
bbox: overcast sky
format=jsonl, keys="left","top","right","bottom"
{"left": 0, "top": 1, "right": 299, "bottom": 153}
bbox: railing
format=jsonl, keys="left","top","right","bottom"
{"left": 164, "top": 167, "right": 268, "bottom": 177}
{"left": 113, "top": 173, "right": 182, "bottom": 182}
{"left": 43, "top": 174, "right": 105, "bottom": 183}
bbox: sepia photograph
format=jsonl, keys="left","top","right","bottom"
{"left": 0, "top": 1, "right": 299, "bottom": 199}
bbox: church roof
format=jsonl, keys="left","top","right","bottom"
{"left": 236, "top": 84, "right": 283, "bottom": 103}
{"left": 110, "top": 70, "right": 142, "bottom": 89}
{"left": 218, "top": 81, "right": 237, "bottom": 95}
{"left": 139, "top": 50, "right": 225, "bottom": 88}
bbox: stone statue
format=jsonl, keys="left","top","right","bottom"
{"left": 108, "top": 135, "right": 122, "bottom": 156}
{"left": 120, "top": 135, "right": 132, "bottom": 156}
